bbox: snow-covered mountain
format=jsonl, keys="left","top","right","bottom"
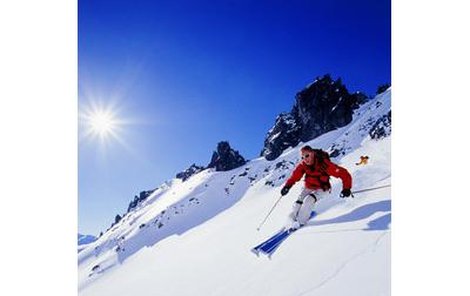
{"left": 78, "top": 234, "right": 98, "bottom": 253}
{"left": 78, "top": 88, "right": 391, "bottom": 296}
{"left": 78, "top": 234, "right": 97, "bottom": 246}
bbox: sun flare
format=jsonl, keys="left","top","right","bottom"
{"left": 80, "top": 102, "right": 124, "bottom": 144}
{"left": 89, "top": 110, "right": 116, "bottom": 136}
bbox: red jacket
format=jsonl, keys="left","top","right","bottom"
{"left": 285, "top": 158, "right": 352, "bottom": 191}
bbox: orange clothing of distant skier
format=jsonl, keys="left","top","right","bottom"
{"left": 355, "top": 156, "right": 369, "bottom": 166}
{"left": 285, "top": 151, "right": 352, "bottom": 191}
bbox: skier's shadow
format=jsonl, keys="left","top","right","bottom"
{"left": 308, "top": 200, "right": 391, "bottom": 231}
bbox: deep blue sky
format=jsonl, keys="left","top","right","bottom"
{"left": 78, "top": 0, "right": 390, "bottom": 235}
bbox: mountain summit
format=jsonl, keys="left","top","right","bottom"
{"left": 261, "top": 74, "right": 367, "bottom": 160}
{"left": 207, "top": 141, "right": 246, "bottom": 171}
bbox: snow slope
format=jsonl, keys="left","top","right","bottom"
{"left": 78, "top": 89, "right": 391, "bottom": 296}
{"left": 78, "top": 234, "right": 98, "bottom": 253}
{"left": 78, "top": 234, "right": 97, "bottom": 245}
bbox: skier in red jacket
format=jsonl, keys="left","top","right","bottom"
{"left": 280, "top": 145, "right": 352, "bottom": 229}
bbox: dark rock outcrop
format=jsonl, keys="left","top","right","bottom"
{"left": 127, "top": 189, "right": 156, "bottom": 212}
{"left": 292, "top": 75, "right": 366, "bottom": 141}
{"left": 261, "top": 74, "right": 367, "bottom": 160}
{"left": 376, "top": 84, "right": 391, "bottom": 95}
{"left": 176, "top": 164, "right": 205, "bottom": 181}
{"left": 369, "top": 110, "right": 391, "bottom": 140}
{"left": 207, "top": 141, "right": 246, "bottom": 171}
{"left": 261, "top": 113, "right": 301, "bottom": 161}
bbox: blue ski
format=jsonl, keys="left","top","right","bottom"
{"left": 251, "top": 228, "right": 286, "bottom": 255}
{"left": 258, "top": 228, "right": 296, "bottom": 256}
{"left": 252, "top": 211, "right": 316, "bottom": 257}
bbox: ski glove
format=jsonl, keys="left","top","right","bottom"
{"left": 340, "top": 188, "right": 352, "bottom": 198}
{"left": 281, "top": 186, "right": 291, "bottom": 196}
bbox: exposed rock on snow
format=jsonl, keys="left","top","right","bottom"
{"left": 176, "top": 164, "right": 205, "bottom": 181}
{"left": 207, "top": 141, "right": 246, "bottom": 171}
{"left": 261, "top": 74, "right": 368, "bottom": 160}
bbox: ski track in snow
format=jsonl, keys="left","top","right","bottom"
{"left": 298, "top": 231, "right": 389, "bottom": 296}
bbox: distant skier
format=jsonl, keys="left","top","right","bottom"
{"left": 88, "top": 264, "right": 101, "bottom": 277}
{"left": 280, "top": 145, "right": 352, "bottom": 229}
{"left": 355, "top": 155, "right": 369, "bottom": 166}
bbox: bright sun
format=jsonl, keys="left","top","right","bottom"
{"left": 80, "top": 103, "right": 124, "bottom": 144}
{"left": 89, "top": 110, "right": 116, "bottom": 136}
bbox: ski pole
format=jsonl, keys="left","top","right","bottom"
{"left": 257, "top": 195, "right": 283, "bottom": 231}
{"left": 352, "top": 184, "right": 391, "bottom": 195}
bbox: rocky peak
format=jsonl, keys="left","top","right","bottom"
{"left": 127, "top": 189, "right": 156, "bottom": 212}
{"left": 207, "top": 141, "right": 246, "bottom": 171}
{"left": 261, "top": 113, "right": 301, "bottom": 161}
{"left": 292, "top": 74, "right": 366, "bottom": 141}
{"left": 176, "top": 164, "right": 205, "bottom": 181}
{"left": 260, "top": 74, "right": 367, "bottom": 160}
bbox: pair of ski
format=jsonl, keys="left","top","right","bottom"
{"left": 251, "top": 211, "right": 316, "bottom": 258}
